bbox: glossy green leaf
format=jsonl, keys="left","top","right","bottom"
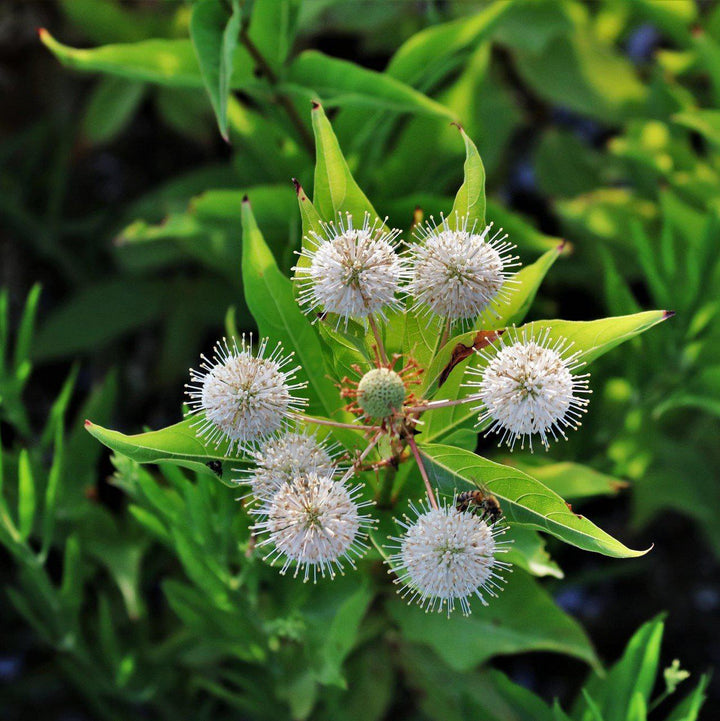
{"left": 388, "top": 2, "right": 512, "bottom": 88}
{"left": 388, "top": 570, "right": 599, "bottom": 671}
{"left": 422, "top": 311, "right": 670, "bottom": 442}
{"left": 311, "top": 103, "right": 379, "bottom": 222}
{"left": 479, "top": 244, "right": 564, "bottom": 330}
{"left": 504, "top": 525, "right": 563, "bottom": 578}
{"left": 287, "top": 51, "right": 456, "bottom": 119}
{"left": 247, "top": 0, "right": 300, "bottom": 72}
{"left": 505, "top": 460, "right": 628, "bottom": 501}
{"left": 579, "top": 616, "right": 665, "bottom": 721}
{"left": 17, "top": 450, "right": 36, "bottom": 542}
{"left": 418, "top": 443, "right": 649, "bottom": 557}
{"left": 241, "top": 197, "right": 342, "bottom": 417}
{"left": 665, "top": 675, "right": 709, "bottom": 721}
{"left": 190, "top": 0, "right": 242, "bottom": 140}
{"left": 448, "top": 124, "right": 486, "bottom": 230}
{"left": 40, "top": 30, "right": 252, "bottom": 88}
{"left": 85, "top": 418, "right": 242, "bottom": 469}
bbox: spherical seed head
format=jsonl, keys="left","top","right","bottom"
{"left": 294, "top": 213, "right": 407, "bottom": 323}
{"left": 357, "top": 368, "right": 406, "bottom": 418}
{"left": 388, "top": 501, "right": 510, "bottom": 616}
{"left": 409, "top": 214, "right": 519, "bottom": 322}
{"left": 465, "top": 328, "right": 591, "bottom": 451}
{"left": 242, "top": 431, "right": 336, "bottom": 502}
{"left": 185, "top": 337, "right": 307, "bottom": 453}
{"left": 253, "top": 471, "right": 373, "bottom": 582}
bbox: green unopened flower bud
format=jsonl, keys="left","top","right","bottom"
{"left": 357, "top": 368, "right": 406, "bottom": 418}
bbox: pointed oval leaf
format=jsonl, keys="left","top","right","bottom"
{"left": 241, "top": 197, "right": 342, "bottom": 417}
{"left": 418, "top": 443, "right": 650, "bottom": 558}
{"left": 448, "top": 124, "right": 486, "bottom": 230}
{"left": 311, "top": 103, "right": 380, "bottom": 223}
{"left": 421, "top": 311, "right": 670, "bottom": 443}
{"left": 288, "top": 51, "right": 456, "bottom": 119}
{"left": 40, "top": 30, "right": 252, "bottom": 88}
{"left": 190, "top": 0, "right": 242, "bottom": 140}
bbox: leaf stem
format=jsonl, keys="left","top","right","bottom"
{"left": 341, "top": 429, "right": 383, "bottom": 483}
{"left": 239, "top": 29, "right": 315, "bottom": 154}
{"left": 368, "top": 314, "right": 389, "bottom": 365}
{"left": 406, "top": 433, "right": 438, "bottom": 510}
{"left": 293, "top": 414, "right": 380, "bottom": 432}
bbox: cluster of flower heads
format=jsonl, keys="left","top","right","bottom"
{"left": 184, "top": 210, "right": 594, "bottom": 614}
{"left": 295, "top": 211, "right": 517, "bottom": 327}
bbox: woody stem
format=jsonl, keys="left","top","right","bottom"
{"left": 406, "top": 433, "right": 439, "bottom": 510}
{"left": 293, "top": 414, "right": 380, "bottom": 432}
{"left": 368, "top": 314, "right": 389, "bottom": 365}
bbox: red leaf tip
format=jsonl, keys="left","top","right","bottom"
{"left": 663, "top": 310, "right": 676, "bottom": 319}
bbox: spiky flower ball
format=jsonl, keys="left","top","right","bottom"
{"left": 388, "top": 500, "right": 510, "bottom": 616}
{"left": 294, "top": 212, "right": 406, "bottom": 324}
{"left": 409, "top": 213, "right": 519, "bottom": 322}
{"left": 241, "top": 431, "right": 338, "bottom": 502}
{"left": 464, "top": 328, "right": 591, "bottom": 451}
{"left": 186, "top": 337, "right": 307, "bottom": 453}
{"left": 357, "top": 368, "right": 406, "bottom": 419}
{"left": 253, "top": 471, "right": 373, "bottom": 582}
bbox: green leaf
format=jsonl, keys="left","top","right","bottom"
{"left": 388, "top": 2, "right": 513, "bottom": 87}
{"left": 17, "top": 450, "right": 36, "bottom": 542}
{"left": 287, "top": 51, "right": 456, "bottom": 119}
{"left": 310, "top": 580, "right": 373, "bottom": 688}
{"left": 400, "top": 647, "right": 555, "bottom": 721}
{"left": 672, "top": 109, "right": 720, "bottom": 147}
{"left": 422, "top": 311, "right": 670, "bottom": 443}
{"left": 665, "top": 675, "right": 709, "bottom": 721}
{"left": 190, "top": 0, "right": 242, "bottom": 140}
{"left": 40, "top": 30, "right": 252, "bottom": 88}
{"left": 504, "top": 525, "right": 563, "bottom": 579}
{"left": 247, "top": 0, "right": 300, "bottom": 71}
{"left": 82, "top": 76, "right": 145, "bottom": 145}
{"left": 40, "top": 425, "right": 64, "bottom": 559}
{"left": 503, "top": 460, "right": 628, "bottom": 501}
{"left": 292, "top": 180, "right": 325, "bottom": 284}
{"left": 418, "top": 443, "right": 649, "bottom": 558}
{"left": 85, "top": 418, "right": 243, "bottom": 469}
{"left": 508, "top": 19, "right": 647, "bottom": 123}
{"left": 479, "top": 244, "right": 564, "bottom": 330}
{"left": 241, "top": 197, "right": 342, "bottom": 417}
{"left": 388, "top": 570, "right": 599, "bottom": 671}
{"left": 580, "top": 616, "right": 665, "bottom": 721}
{"left": 311, "top": 103, "right": 380, "bottom": 222}
{"left": 448, "top": 124, "right": 486, "bottom": 230}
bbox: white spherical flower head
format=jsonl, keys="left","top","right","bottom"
{"left": 241, "top": 431, "right": 338, "bottom": 502}
{"left": 186, "top": 336, "right": 307, "bottom": 453}
{"left": 294, "top": 212, "right": 407, "bottom": 324}
{"left": 253, "top": 471, "right": 373, "bottom": 582}
{"left": 409, "top": 213, "right": 519, "bottom": 322}
{"left": 389, "top": 500, "right": 510, "bottom": 616}
{"left": 465, "top": 328, "right": 591, "bottom": 451}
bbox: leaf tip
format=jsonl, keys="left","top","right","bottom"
{"left": 450, "top": 120, "right": 464, "bottom": 133}
{"left": 242, "top": 194, "right": 250, "bottom": 204}
{"left": 311, "top": 100, "right": 321, "bottom": 110}
{"left": 292, "top": 178, "right": 303, "bottom": 196}
{"left": 663, "top": 310, "right": 676, "bottom": 319}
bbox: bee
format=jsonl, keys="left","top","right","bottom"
{"left": 206, "top": 460, "right": 223, "bottom": 477}
{"left": 455, "top": 489, "right": 503, "bottom": 524}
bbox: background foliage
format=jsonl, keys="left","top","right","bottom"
{"left": 1, "top": 0, "right": 718, "bottom": 719}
